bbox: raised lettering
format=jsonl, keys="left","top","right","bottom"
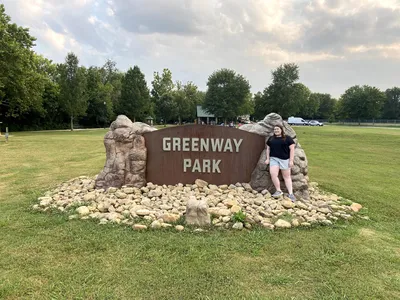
{"left": 192, "top": 159, "right": 201, "bottom": 172}
{"left": 223, "top": 139, "right": 233, "bottom": 152}
{"left": 211, "top": 138, "right": 224, "bottom": 152}
{"left": 192, "top": 137, "right": 199, "bottom": 151}
{"left": 200, "top": 138, "right": 209, "bottom": 152}
{"left": 182, "top": 138, "right": 190, "bottom": 151}
{"left": 172, "top": 137, "right": 181, "bottom": 151}
{"left": 183, "top": 159, "right": 191, "bottom": 172}
{"left": 163, "top": 137, "right": 171, "bottom": 151}
{"left": 203, "top": 159, "right": 211, "bottom": 173}
{"left": 212, "top": 159, "right": 221, "bottom": 173}
{"left": 233, "top": 138, "right": 243, "bottom": 152}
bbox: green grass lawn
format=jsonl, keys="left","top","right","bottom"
{"left": 0, "top": 126, "right": 399, "bottom": 299}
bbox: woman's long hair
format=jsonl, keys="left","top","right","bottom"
{"left": 273, "top": 125, "right": 286, "bottom": 140}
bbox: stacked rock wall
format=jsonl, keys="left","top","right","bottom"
{"left": 240, "top": 113, "right": 309, "bottom": 199}
{"left": 95, "top": 115, "right": 156, "bottom": 190}
{"left": 97, "top": 113, "right": 309, "bottom": 200}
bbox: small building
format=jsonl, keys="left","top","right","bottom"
{"left": 196, "top": 105, "right": 219, "bottom": 125}
{"left": 146, "top": 116, "right": 154, "bottom": 126}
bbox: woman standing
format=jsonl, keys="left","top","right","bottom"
{"left": 265, "top": 125, "right": 296, "bottom": 201}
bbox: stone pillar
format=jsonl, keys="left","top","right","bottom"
{"left": 95, "top": 115, "right": 157, "bottom": 190}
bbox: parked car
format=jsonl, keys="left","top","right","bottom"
{"left": 288, "top": 117, "right": 308, "bottom": 126}
{"left": 308, "top": 120, "right": 324, "bottom": 126}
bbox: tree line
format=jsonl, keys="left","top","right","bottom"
{"left": 1, "top": 4, "right": 399, "bottom": 131}
{"left": 252, "top": 63, "right": 400, "bottom": 122}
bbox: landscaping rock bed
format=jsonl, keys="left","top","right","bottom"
{"left": 33, "top": 176, "right": 366, "bottom": 231}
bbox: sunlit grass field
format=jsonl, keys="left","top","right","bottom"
{"left": 0, "top": 126, "right": 399, "bottom": 299}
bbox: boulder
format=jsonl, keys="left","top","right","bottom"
{"left": 232, "top": 222, "right": 244, "bottom": 230}
{"left": 162, "top": 213, "right": 180, "bottom": 223}
{"left": 195, "top": 179, "right": 208, "bottom": 188}
{"left": 175, "top": 225, "right": 185, "bottom": 231}
{"left": 133, "top": 224, "right": 147, "bottom": 230}
{"left": 95, "top": 115, "right": 157, "bottom": 190}
{"left": 274, "top": 219, "right": 292, "bottom": 229}
{"left": 76, "top": 206, "right": 90, "bottom": 216}
{"left": 350, "top": 203, "right": 362, "bottom": 212}
{"left": 185, "top": 196, "right": 211, "bottom": 226}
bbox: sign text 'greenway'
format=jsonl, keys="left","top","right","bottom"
{"left": 144, "top": 125, "right": 265, "bottom": 185}
{"left": 162, "top": 137, "right": 243, "bottom": 173}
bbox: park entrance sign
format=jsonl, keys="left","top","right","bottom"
{"left": 144, "top": 125, "right": 265, "bottom": 185}
{"left": 95, "top": 114, "right": 310, "bottom": 199}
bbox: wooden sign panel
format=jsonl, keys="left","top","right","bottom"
{"left": 143, "top": 125, "right": 265, "bottom": 185}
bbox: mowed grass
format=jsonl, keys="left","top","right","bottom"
{"left": 0, "top": 127, "right": 399, "bottom": 299}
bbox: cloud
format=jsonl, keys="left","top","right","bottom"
{"left": 297, "top": 0, "right": 400, "bottom": 54}
{"left": 112, "top": 0, "right": 212, "bottom": 35}
{"left": 249, "top": 42, "right": 345, "bottom": 64}
{"left": 347, "top": 43, "right": 400, "bottom": 58}
{"left": 106, "top": 7, "right": 114, "bottom": 16}
{"left": 43, "top": 27, "right": 66, "bottom": 50}
{"left": 1, "top": 0, "right": 400, "bottom": 98}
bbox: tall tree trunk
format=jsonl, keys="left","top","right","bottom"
{"left": 70, "top": 115, "right": 74, "bottom": 131}
{"left": 133, "top": 116, "right": 136, "bottom": 123}
{"left": 179, "top": 115, "right": 181, "bottom": 125}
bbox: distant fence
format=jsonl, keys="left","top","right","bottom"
{"left": 333, "top": 119, "right": 400, "bottom": 126}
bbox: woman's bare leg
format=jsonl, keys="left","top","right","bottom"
{"left": 281, "top": 168, "right": 293, "bottom": 194}
{"left": 270, "top": 165, "right": 281, "bottom": 192}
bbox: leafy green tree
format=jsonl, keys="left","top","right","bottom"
{"left": 293, "top": 83, "right": 311, "bottom": 117}
{"left": 0, "top": 4, "right": 45, "bottom": 119}
{"left": 118, "top": 66, "right": 151, "bottom": 122}
{"left": 172, "top": 81, "right": 204, "bottom": 123}
{"left": 299, "top": 91, "right": 320, "bottom": 119}
{"left": 2, "top": 52, "right": 63, "bottom": 130}
{"left": 102, "top": 59, "right": 117, "bottom": 84}
{"left": 185, "top": 83, "right": 204, "bottom": 122}
{"left": 159, "top": 93, "right": 177, "bottom": 126}
{"left": 259, "top": 63, "right": 310, "bottom": 118}
{"left": 238, "top": 93, "right": 255, "bottom": 117}
{"left": 315, "top": 93, "right": 336, "bottom": 119}
{"left": 25, "top": 54, "right": 61, "bottom": 128}
{"left": 271, "top": 63, "right": 299, "bottom": 86}
{"left": 98, "top": 59, "right": 123, "bottom": 117}
{"left": 151, "top": 69, "right": 174, "bottom": 99}
{"left": 41, "top": 77, "right": 63, "bottom": 128}
{"left": 58, "top": 52, "right": 88, "bottom": 131}
{"left": 253, "top": 92, "right": 266, "bottom": 120}
{"left": 173, "top": 81, "right": 190, "bottom": 124}
{"left": 151, "top": 68, "right": 174, "bottom": 122}
{"left": 203, "top": 68, "right": 251, "bottom": 123}
{"left": 83, "top": 67, "right": 114, "bottom": 128}
{"left": 339, "top": 85, "right": 386, "bottom": 123}
{"left": 382, "top": 87, "right": 400, "bottom": 119}
{"left": 37, "top": 55, "right": 64, "bottom": 128}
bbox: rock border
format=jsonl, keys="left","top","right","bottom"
{"left": 33, "top": 176, "right": 368, "bottom": 231}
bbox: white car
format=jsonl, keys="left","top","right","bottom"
{"left": 308, "top": 120, "right": 324, "bottom": 126}
{"left": 288, "top": 117, "right": 308, "bottom": 126}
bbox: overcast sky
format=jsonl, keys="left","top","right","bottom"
{"left": 3, "top": 0, "right": 400, "bottom": 97}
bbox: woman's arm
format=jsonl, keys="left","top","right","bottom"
{"left": 265, "top": 145, "right": 270, "bottom": 164}
{"left": 289, "top": 144, "right": 295, "bottom": 167}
